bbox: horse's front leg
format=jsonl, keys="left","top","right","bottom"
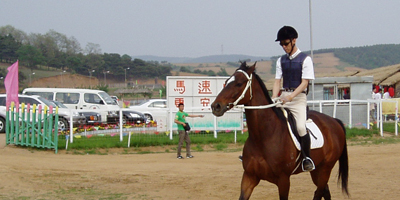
{"left": 277, "top": 175, "right": 290, "bottom": 200}
{"left": 239, "top": 171, "right": 260, "bottom": 200}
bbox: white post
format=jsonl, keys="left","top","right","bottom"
{"left": 65, "top": 135, "right": 69, "bottom": 150}
{"left": 396, "top": 101, "right": 398, "bottom": 136}
{"left": 240, "top": 108, "right": 244, "bottom": 134}
{"left": 319, "top": 101, "right": 322, "bottom": 113}
{"left": 234, "top": 129, "right": 237, "bottom": 144}
{"left": 377, "top": 99, "right": 380, "bottom": 129}
{"left": 380, "top": 100, "right": 383, "bottom": 137}
{"left": 119, "top": 109, "right": 123, "bottom": 142}
{"left": 367, "top": 101, "right": 371, "bottom": 129}
{"left": 128, "top": 132, "right": 131, "bottom": 147}
{"left": 348, "top": 100, "right": 352, "bottom": 128}
{"left": 333, "top": 99, "right": 337, "bottom": 118}
{"left": 169, "top": 109, "right": 173, "bottom": 140}
{"left": 70, "top": 109, "right": 73, "bottom": 143}
{"left": 214, "top": 115, "right": 217, "bottom": 138}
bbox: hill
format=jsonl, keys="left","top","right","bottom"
{"left": 0, "top": 44, "right": 397, "bottom": 95}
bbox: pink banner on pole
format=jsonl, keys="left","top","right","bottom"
{"left": 4, "top": 60, "right": 19, "bottom": 108}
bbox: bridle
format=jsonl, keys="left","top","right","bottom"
{"left": 229, "top": 69, "right": 282, "bottom": 110}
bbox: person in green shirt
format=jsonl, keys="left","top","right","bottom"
{"left": 174, "top": 103, "right": 204, "bottom": 159}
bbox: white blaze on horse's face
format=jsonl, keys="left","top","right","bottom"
{"left": 226, "top": 76, "right": 235, "bottom": 86}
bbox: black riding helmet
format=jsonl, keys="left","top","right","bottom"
{"left": 275, "top": 26, "right": 298, "bottom": 42}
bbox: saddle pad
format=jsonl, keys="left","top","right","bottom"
{"left": 281, "top": 108, "right": 324, "bottom": 150}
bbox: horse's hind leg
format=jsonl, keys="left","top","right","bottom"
{"left": 239, "top": 172, "right": 260, "bottom": 200}
{"left": 310, "top": 168, "right": 333, "bottom": 200}
{"left": 312, "top": 185, "right": 331, "bottom": 200}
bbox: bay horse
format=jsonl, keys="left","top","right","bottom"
{"left": 211, "top": 62, "right": 349, "bottom": 200}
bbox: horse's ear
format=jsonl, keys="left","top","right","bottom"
{"left": 239, "top": 61, "right": 247, "bottom": 69}
{"left": 247, "top": 62, "right": 257, "bottom": 73}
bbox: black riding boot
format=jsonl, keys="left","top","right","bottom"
{"left": 300, "top": 133, "right": 315, "bottom": 172}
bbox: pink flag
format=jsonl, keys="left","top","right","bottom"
{"left": 4, "top": 60, "right": 19, "bottom": 108}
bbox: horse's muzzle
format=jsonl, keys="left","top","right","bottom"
{"left": 211, "top": 102, "right": 228, "bottom": 117}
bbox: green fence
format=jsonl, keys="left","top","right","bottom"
{"left": 5, "top": 102, "right": 59, "bottom": 153}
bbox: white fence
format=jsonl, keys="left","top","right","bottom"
{"left": 307, "top": 99, "right": 398, "bottom": 137}
{"left": 66, "top": 106, "right": 243, "bottom": 144}
{"left": 64, "top": 99, "right": 396, "bottom": 145}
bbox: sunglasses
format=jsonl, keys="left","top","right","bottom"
{"left": 279, "top": 41, "right": 291, "bottom": 46}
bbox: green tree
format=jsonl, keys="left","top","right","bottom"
{"left": 217, "top": 67, "right": 228, "bottom": 76}
{"left": 0, "top": 34, "right": 21, "bottom": 63}
{"left": 179, "top": 66, "right": 190, "bottom": 72}
{"left": 207, "top": 70, "right": 216, "bottom": 76}
{"left": 17, "top": 44, "right": 45, "bottom": 71}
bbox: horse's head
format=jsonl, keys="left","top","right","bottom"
{"left": 211, "top": 62, "right": 256, "bottom": 116}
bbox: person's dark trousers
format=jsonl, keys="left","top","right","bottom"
{"left": 177, "top": 130, "right": 191, "bottom": 157}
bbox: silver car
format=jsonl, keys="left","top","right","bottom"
{"left": 0, "top": 94, "right": 86, "bottom": 132}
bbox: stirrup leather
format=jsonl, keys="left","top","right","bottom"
{"left": 301, "top": 157, "right": 315, "bottom": 172}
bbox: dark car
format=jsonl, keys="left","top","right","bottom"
{"left": 107, "top": 110, "right": 146, "bottom": 124}
{"left": 79, "top": 111, "right": 102, "bottom": 125}
{"left": 123, "top": 110, "right": 146, "bottom": 124}
{"left": 51, "top": 100, "right": 103, "bottom": 125}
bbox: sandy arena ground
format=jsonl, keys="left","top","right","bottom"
{"left": 0, "top": 134, "right": 399, "bottom": 200}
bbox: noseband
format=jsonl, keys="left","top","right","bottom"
{"left": 229, "top": 69, "right": 282, "bottom": 109}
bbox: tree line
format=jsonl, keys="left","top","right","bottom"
{"left": 0, "top": 25, "right": 172, "bottom": 81}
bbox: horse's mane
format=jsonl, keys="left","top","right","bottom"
{"left": 239, "top": 62, "right": 286, "bottom": 121}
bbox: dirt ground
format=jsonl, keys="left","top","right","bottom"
{"left": 0, "top": 134, "right": 399, "bottom": 200}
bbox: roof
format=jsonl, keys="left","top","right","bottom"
{"left": 354, "top": 64, "right": 400, "bottom": 85}
{"left": 260, "top": 63, "right": 400, "bottom": 89}
{"left": 114, "top": 88, "right": 152, "bottom": 94}
{"left": 315, "top": 70, "right": 360, "bottom": 78}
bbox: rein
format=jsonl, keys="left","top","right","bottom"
{"left": 235, "top": 101, "right": 281, "bottom": 109}
{"left": 230, "top": 69, "right": 282, "bottom": 110}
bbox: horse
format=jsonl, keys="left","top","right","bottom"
{"left": 211, "top": 62, "right": 349, "bottom": 200}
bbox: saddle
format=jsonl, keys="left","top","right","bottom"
{"left": 281, "top": 107, "right": 324, "bottom": 150}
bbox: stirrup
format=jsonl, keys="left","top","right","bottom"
{"left": 302, "top": 157, "right": 315, "bottom": 172}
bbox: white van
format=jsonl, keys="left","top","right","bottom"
{"left": 22, "top": 88, "right": 120, "bottom": 123}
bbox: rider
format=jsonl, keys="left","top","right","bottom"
{"left": 272, "top": 26, "right": 315, "bottom": 172}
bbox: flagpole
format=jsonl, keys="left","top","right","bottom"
{"left": 309, "top": 0, "right": 315, "bottom": 109}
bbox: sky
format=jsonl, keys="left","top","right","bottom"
{"left": 1, "top": 0, "right": 400, "bottom": 58}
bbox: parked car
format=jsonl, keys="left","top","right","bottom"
{"left": 0, "top": 110, "right": 5, "bottom": 133}
{"left": 50, "top": 100, "right": 102, "bottom": 125}
{"left": 110, "top": 96, "right": 119, "bottom": 105}
{"left": 106, "top": 110, "right": 146, "bottom": 125}
{"left": 129, "top": 99, "right": 167, "bottom": 123}
{"left": 0, "top": 94, "right": 86, "bottom": 132}
{"left": 22, "top": 88, "right": 120, "bottom": 124}
{"left": 79, "top": 111, "right": 102, "bottom": 125}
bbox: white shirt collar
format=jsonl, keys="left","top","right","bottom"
{"left": 288, "top": 48, "right": 301, "bottom": 60}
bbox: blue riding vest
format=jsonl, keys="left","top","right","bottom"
{"left": 281, "top": 52, "right": 308, "bottom": 89}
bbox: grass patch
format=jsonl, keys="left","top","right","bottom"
{"left": 214, "top": 143, "right": 228, "bottom": 151}
{"left": 194, "top": 144, "right": 204, "bottom": 152}
{"left": 58, "top": 131, "right": 249, "bottom": 150}
{"left": 55, "top": 126, "right": 400, "bottom": 155}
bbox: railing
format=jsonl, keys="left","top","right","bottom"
{"left": 6, "top": 102, "right": 59, "bottom": 153}
{"left": 308, "top": 99, "right": 398, "bottom": 136}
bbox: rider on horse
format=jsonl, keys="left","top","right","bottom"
{"left": 272, "top": 26, "right": 316, "bottom": 172}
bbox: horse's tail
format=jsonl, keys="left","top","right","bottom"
{"left": 335, "top": 118, "right": 350, "bottom": 196}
